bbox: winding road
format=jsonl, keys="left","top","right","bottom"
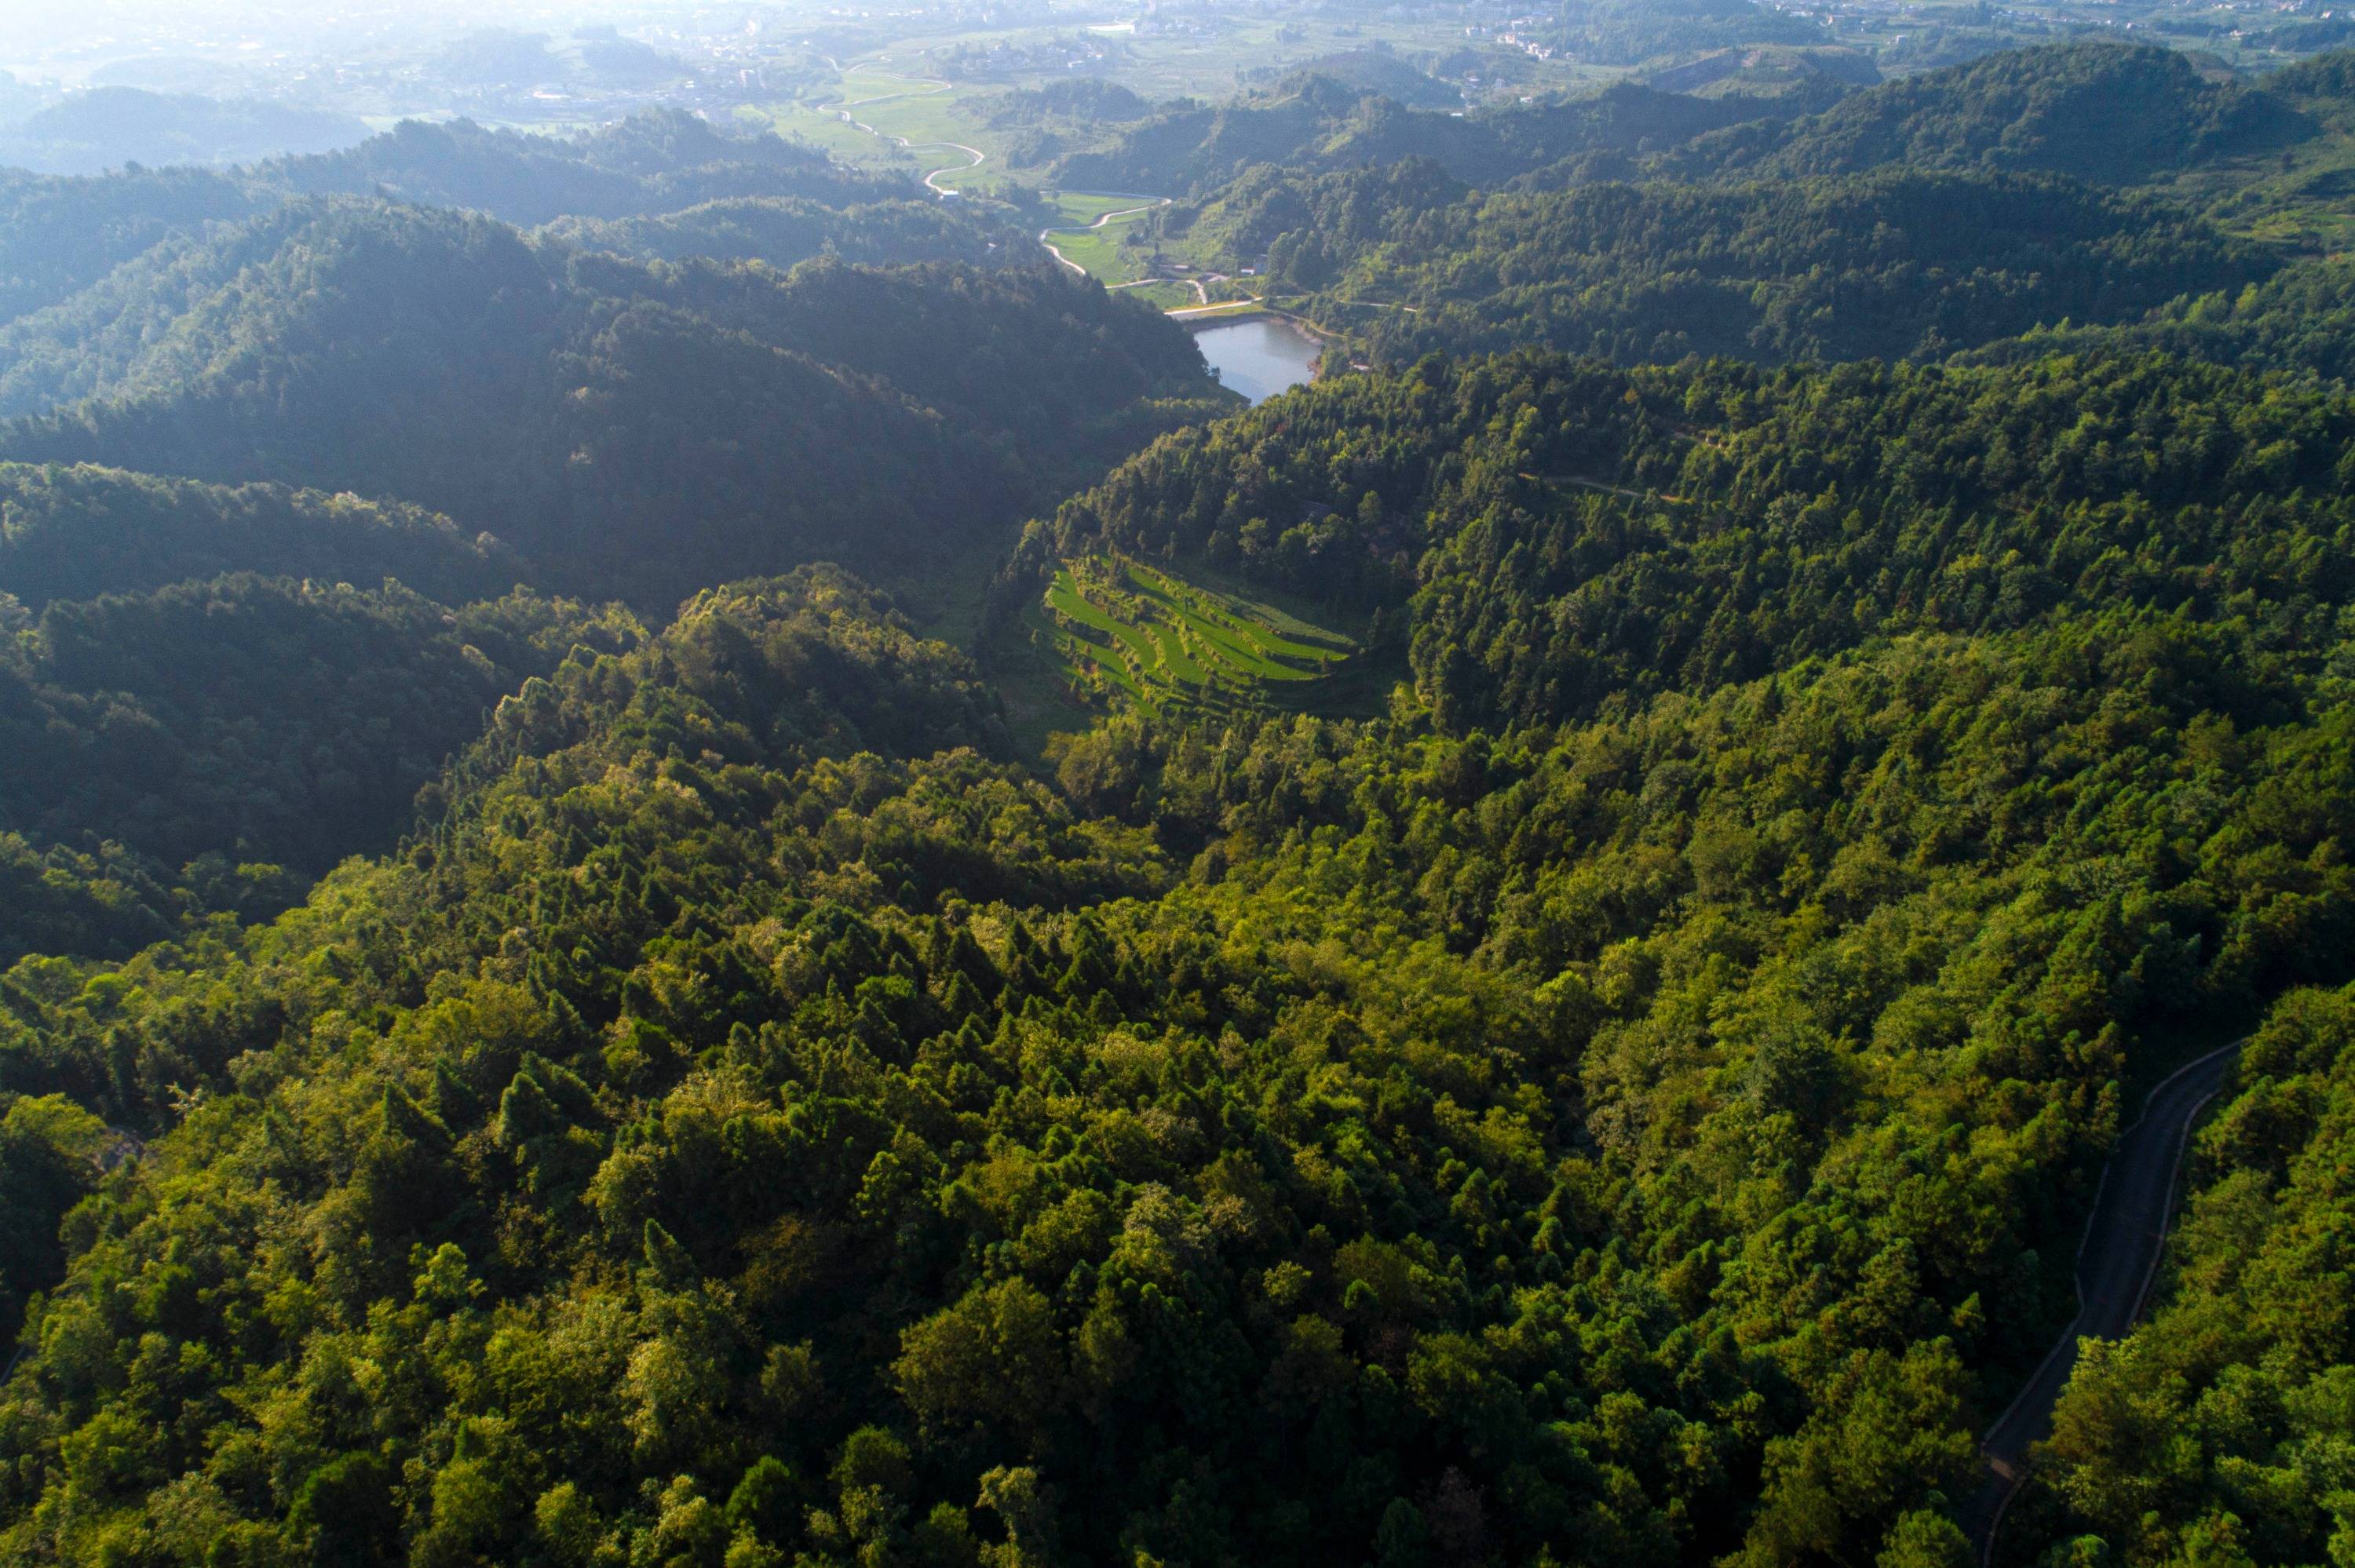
{"left": 823, "top": 75, "right": 987, "bottom": 194}
{"left": 814, "top": 68, "right": 1267, "bottom": 314}
{"left": 1959, "top": 1040, "right": 2241, "bottom": 1563}
{"left": 814, "top": 68, "right": 1206, "bottom": 301}
{"left": 1035, "top": 196, "right": 1174, "bottom": 279}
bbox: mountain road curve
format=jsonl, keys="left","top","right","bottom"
{"left": 1036, "top": 197, "right": 1172, "bottom": 276}
{"left": 1959, "top": 1039, "right": 2241, "bottom": 1563}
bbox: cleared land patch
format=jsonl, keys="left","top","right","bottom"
{"left": 1028, "top": 556, "right": 1355, "bottom": 720}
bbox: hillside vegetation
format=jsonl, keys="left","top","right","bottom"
{"left": 1031, "top": 556, "right": 1357, "bottom": 723}
{"left": 1157, "top": 44, "right": 2355, "bottom": 376}
{"left": 0, "top": 199, "right": 1223, "bottom": 603}
{"left": 1, "top": 31, "right": 2354, "bottom": 1568}
{"left": 0, "top": 463, "right": 522, "bottom": 611}
{"left": 1050, "top": 73, "right": 1825, "bottom": 197}
{"left": 1666, "top": 43, "right": 2302, "bottom": 184}
{"left": 2018, "top": 983, "right": 2355, "bottom": 1566}
{"left": 0, "top": 347, "right": 2343, "bottom": 1563}
{"left": 1188, "top": 161, "right": 2265, "bottom": 365}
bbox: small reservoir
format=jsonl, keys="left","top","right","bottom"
{"left": 1193, "top": 316, "right": 1320, "bottom": 404}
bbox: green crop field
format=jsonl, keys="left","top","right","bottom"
{"left": 1025, "top": 556, "right": 1357, "bottom": 722}
{"left": 843, "top": 78, "right": 988, "bottom": 147}
{"left": 1042, "top": 223, "right": 1144, "bottom": 280}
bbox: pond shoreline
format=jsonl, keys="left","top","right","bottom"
{"left": 1186, "top": 314, "right": 1324, "bottom": 404}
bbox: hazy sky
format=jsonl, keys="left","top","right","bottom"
{"left": 0, "top": 0, "right": 780, "bottom": 82}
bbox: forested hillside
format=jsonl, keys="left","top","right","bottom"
{"left": 1, "top": 576, "right": 639, "bottom": 928}
{"left": 1663, "top": 43, "right": 2302, "bottom": 184}
{"left": 536, "top": 195, "right": 1008, "bottom": 269}
{"left": 270, "top": 111, "right": 904, "bottom": 226}
{"left": 0, "top": 464, "right": 521, "bottom": 611}
{"left": 0, "top": 199, "right": 1223, "bottom": 602}
{"left": 1156, "top": 43, "right": 2355, "bottom": 374}
{"left": 1185, "top": 162, "right": 2264, "bottom": 364}
{"left": 1047, "top": 73, "right": 1824, "bottom": 195}
{"left": 1004, "top": 349, "right": 2353, "bottom": 712}
{"left": 1959, "top": 255, "right": 2355, "bottom": 380}
{"left": 0, "top": 345, "right": 2347, "bottom": 1564}
{"left": 2, "top": 25, "right": 2354, "bottom": 1568}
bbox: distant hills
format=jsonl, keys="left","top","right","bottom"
{"left": 0, "top": 86, "right": 371, "bottom": 177}
{"left": 1047, "top": 72, "right": 1829, "bottom": 196}
{"left": 0, "top": 108, "right": 980, "bottom": 327}
{"left": 1147, "top": 42, "right": 2355, "bottom": 373}
{"left": 1667, "top": 42, "right": 2306, "bottom": 184}
{"left": 1058, "top": 41, "right": 2338, "bottom": 206}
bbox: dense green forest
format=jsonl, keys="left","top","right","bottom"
{"left": 0, "top": 465, "right": 523, "bottom": 611}
{"left": 0, "top": 346, "right": 2349, "bottom": 1565}
{"left": 0, "top": 571, "right": 641, "bottom": 962}
{"left": 1055, "top": 39, "right": 2287, "bottom": 210}
{"left": 1659, "top": 43, "right": 2302, "bottom": 184}
{"left": 1959, "top": 256, "right": 2355, "bottom": 381}
{"left": 1142, "top": 43, "right": 2355, "bottom": 375}
{"left": 3, "top": 27, "right": 2355, "bottom": 1568}
{"left": 0, "top": 199, "right": 1224, "bottom": 603}
{"left": 1001, "top": 349, "right": 2355, "bottom": 698}
{"left": 1185, "top": 162, "right": 2265, "bottom": 364}
{"left": 5, "top": 575, "right": 637, "bottom": 876}
{"left": 536, "top": 196, "right": 1010, "bottom": 271}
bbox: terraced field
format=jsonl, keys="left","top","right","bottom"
{"left": 1031, "top": 556, "right": 1356, "bottom": 719}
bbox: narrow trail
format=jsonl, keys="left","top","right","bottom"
{"left": 1959, "top": 1040, "right": 2242, "bottom": 1564}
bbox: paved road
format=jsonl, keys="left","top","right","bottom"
{"left": 1959, "top": 1041, "right": 2240, "bottom": 1563}
{"left": 820, "top": 75, "right": 987, "bottom": 193}
{"left": 1036, "top": 198, "right": 1171, "bottom": 277}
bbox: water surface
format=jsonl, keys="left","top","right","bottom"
{"left": 1195, "top": 317, "right": 1320, "bottom": 404}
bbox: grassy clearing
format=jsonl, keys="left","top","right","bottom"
{"left": 853, "top": 90, "right": 987, "bottom": 152}
{"left": 1122, "top": 280, "right": 1200, "bottom": 311}
{"left": 1026, "top": 555, "right": 1357, "bottom": 722}
{"left": 1039, "top": 194, "right": 1166, "bottom": 284}
{"left": 1051, "top": 192, "right": 1155, "bottom": 223}
{"left": 750, "top": 102, "right": 907, "bottom": 166}
{"left": 1047, "top": 224, "right": 1148, "bottom": 281}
